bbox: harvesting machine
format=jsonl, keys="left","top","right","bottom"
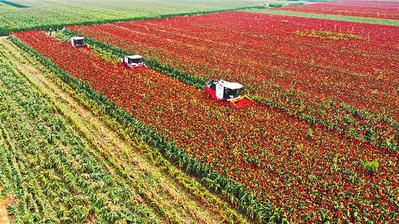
{"left": 205, "top": 79, "right": 254, "bottom": 109}
{"left": 70, "top": 36, "right": 86, "bottom": 47}
{"left": 122, "top": 55, "right": 147, "bottom": 70}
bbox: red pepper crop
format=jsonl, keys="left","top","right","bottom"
{"left": 15, "top": 28, "right": 399, "bottom": 222}
{"left": 281, "top": 0, "right": 399, "bottom": 20}
{"left": 68, "top": 11, "right": 399, "bottom": 159}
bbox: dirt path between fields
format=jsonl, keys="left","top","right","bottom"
{"left": 0, "top": 38, "right": 248, "bottom": 223}
{"left": 0, "top": 187, "right": 13, "bottom": 224}
{"left": 0, "top": 192, "right": 9, "bottom": 224}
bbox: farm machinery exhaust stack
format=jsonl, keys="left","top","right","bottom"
{"left": 70, "top": 36, "right": 86, "bottom": 47}
{"left": 122, "top": 55, "right": 147, "bottom": 70}
{"left": 205, "top": 79, "right": 254, "bottom": 109}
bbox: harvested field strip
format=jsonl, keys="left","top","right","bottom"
{"left": 0, "top": 186, "right": 13, "bottom": 224}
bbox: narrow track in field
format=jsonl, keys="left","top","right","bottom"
{"left": 0, "top": 194, "right": 9, "bottom": 224}
{"left": 0, "top": 38, "right": 248, "bottom": 224}
{"left": 0, "top": 187, "right": 12, "bottom": 224}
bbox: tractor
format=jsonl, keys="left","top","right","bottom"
{"left": 122, "top": 55, "right": 147, "bottom": 70}
{"left": 70, "top": 36, "right": 86, "bottom": 47}
{"left": 205, "top": 79, "right": 254, "bottom": 108}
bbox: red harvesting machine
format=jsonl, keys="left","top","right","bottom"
{"left": 205, "top": 79, "right": 255, "bottom": 109}
{"left": 122, "top": 55, "right": 148, "bottom": 70}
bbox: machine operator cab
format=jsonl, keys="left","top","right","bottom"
{"left": 123, "top": 55, "right": 147, "bottom": 69}
{"left": 206, "top": 79, "right": 244, "bottom": 101}
{"left": 205, "top": 79, "right": 254, "bottom": 108}
{"left": 70, "top": 36, "right": 86, "bottom": 47}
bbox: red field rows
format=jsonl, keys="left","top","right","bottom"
{"left": 15, "top": 30, "right": 399, "bottom": 222}
{"left": 281, "top": 0, "right": 399, "bottom": 20}
{"left": 68, "top": 11, "right": 399, "bottom": 151}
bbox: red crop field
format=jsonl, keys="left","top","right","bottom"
{"left": 68, "top": 11, "right": 399, "bottom": 153}
{"left": 15, "top": 30, "right": 399, "bottom": 223}
{"left": 281, "top": 0, "right": 399, "bottom": 20}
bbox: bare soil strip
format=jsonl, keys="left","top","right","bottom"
{"left": 0, "top": 186, "right": 13, "bottom": 224}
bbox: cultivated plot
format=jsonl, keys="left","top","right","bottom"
{"left": 68, "top": 11, "right": 399, "bottom": 155}
{"left": 280, "top": 0, "right": 399, "bottom": 20}
{"left": 0, "top": 0, "right": 262, "bottom": 35}
{"left": 0, "top": 38, "right": 246, "bottom": 223}
{"left": 14, "top": 30, "right": 399, "bottom": 223}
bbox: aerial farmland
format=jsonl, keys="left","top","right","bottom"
{"left": 0, "top": 0, "right": 398, "bottom": 223}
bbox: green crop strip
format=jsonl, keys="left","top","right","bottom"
{"left": 0, "top": 5, "right": 263, "bottom": 36}
{"left": 62, "top": 29, "right": 398, "bottom": 156}
{"left": 10, "top": 36, "right": 281, "bottom": 223}
{"left": 246, "top": 8, "right": 399, "bottom": 27}
{"left": 0, "top": 0, "right": 28, "bottom": 8}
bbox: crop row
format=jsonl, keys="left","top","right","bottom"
{"left": 14, "top": 30, "right": 399, "bottom": 222}
{"left": 68, "top": 11, "right": 399, "bottom": 153}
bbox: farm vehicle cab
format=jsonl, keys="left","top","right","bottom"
{"left": 205, "top": 79, "right": 254, "bottom": 109}
{"left": 122, "top": 55, "right": 147, "bottom": 70}
{"left": 70, "top": 36, "right": 86, "bottom": 47}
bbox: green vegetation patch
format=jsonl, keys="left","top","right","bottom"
{"left": 361, "top": 159, "right": 379, "bottom": 176}
{"left": 269, "top": 3, "right": 285, "bottom": 8}
{"left": 0, "top": 0, "right": 262, "bottom": 35}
